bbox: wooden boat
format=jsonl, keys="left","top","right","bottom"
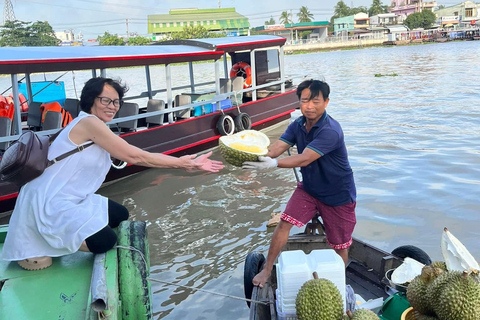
{"left": 246, "top": 219, "right": 432, "bottom": 320}
{"left": 0, "top": 35, "right": 299, "bottom": 215}
{"left": 0, "top": 220, "right": 151, "bottom": 319}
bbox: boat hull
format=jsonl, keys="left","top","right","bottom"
{"left": 0, "top": 90, "right": 298, "bottom": 215}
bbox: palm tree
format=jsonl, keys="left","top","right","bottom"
{"left": 297, "top": 6, "right": 314, "bottom": 23}
{"left": 368, "top": 0, "right": 388, "bottom": 16}
{"left": 333, "top": 1, "right": 351, "bottom": 18}
{"left": 279, "top": 11, "right": 291, "bottom": 25}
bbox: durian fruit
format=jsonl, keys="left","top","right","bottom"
{"left": 417, "top": 315, "right": 439, "bottom": 320}
{"left": 430, "top": 261, "right": 447, "bottom": 272}
{"left": 406, "top": 265, "right": 443, "bottom": 316}
{"left": 432, "top": 271, "right": 480, "bottom": 320}
{"left": 426, "top": 270, "right": 453, "bottom": 304}
{"left": 346, "top": 308, "right": 380, "bottom": 320}
{"left": 295, "top": 272, "right": 344, "bottom": 320}
{"left": 218, "top": 130, "right": 269, "bottom": 167}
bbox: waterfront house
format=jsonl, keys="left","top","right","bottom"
{"left": 434, "top": 1, "right": 480, "bottom": 29}
{"left": 252, "top": 21, "right": 329, "bottom": 43}
{"left": 148, "top": 8, "right": 250, "bottom": 40}
{"left": 389, "top": 0, "right": 437, "bottom": 18}
{"left": 333, "top": 13, "right": 369, "bottom": 36}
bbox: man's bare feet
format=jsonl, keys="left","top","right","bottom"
{"left": 252, "top": 268, "right": 271, "bottom": 288}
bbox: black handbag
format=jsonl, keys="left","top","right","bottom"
{"left": 0, "top": 130, "right": 93, "bottom": 186}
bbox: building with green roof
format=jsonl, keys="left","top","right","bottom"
{"left": 253, "top": 21, "right": 329, "bottom": 42}
{"left": 148, "top": 8, "right": 250, "bottom": 40}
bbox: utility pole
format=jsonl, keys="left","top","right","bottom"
{"left": 3, "top": 0, "right": 16, "bottom": 24}
{"left": 218, "top": 0, "right": 221, "bottom": 8}
{"left": 126, "top": 18, "right": 129, "bottom": 40}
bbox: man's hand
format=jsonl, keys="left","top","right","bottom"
{"left": 242, "top": 156, "right": 278, "bottom": 170}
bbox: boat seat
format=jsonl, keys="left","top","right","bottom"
{"left": 116, "top": 102, "right": 139, "bottom": 132}
{"left": 175, "top": 95, "right": 192, "bottom": 119}
{"left": 231, "top": 76, "right": 244, "bottom": 106}
{"left": 63, "top": 98, "right": 80, "bottom": 118}
{"left": 146, "top": 99, "right": 165, "bottom": 128}
{"left": 27, "top": 102, "right": 42, "bottom": 130}
{"left": 219, "top": 78, "right": 232, "bottom": 94}
{"left": 42, "top": 111, "right": 62, "bottom": 130}
{"left": 0, "top": 116, "right": 12, "bottom": 151}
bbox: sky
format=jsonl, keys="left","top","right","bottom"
{"left": 5, "top": 0, "right": 456, "bottom": 40}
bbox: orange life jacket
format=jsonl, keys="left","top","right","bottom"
{"left": 8, "top": 93, "right": 29, "bottom": 113}
{"left": 40, "top": 101, "right": 73, "bottom": 128}
{"left": 0, "top": 95, "right": 14, "bottom": 121}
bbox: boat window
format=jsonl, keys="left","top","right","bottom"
{"left": 266, "top": 50, "right": 280, "bottom": 74}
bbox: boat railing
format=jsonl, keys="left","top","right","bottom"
{"left": 0, "top": 79, "right": 290, "bottom": 145}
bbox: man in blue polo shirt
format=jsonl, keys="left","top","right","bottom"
{"left": 243, "top": 79, "right": 356, "bottom": 288}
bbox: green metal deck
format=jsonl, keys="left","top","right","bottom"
{"left": 0, "top": 225, "right": 121, "bottom": 320}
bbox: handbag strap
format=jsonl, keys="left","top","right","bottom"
{"left": 46, "top": 142, "right": 95, "bottom": 167}
{"left": 46, "top": 128, "right": 95, "bottom": 167}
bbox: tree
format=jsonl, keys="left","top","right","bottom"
{"left": 437, "top": 5, "right": 445, "bottom": 9}
{"left": 265, "top": 16, "right": 276, "bottom": 25}
{"left": 403, "top": 10, "right": 436, "bottom": 29}
{"left": 168, "top": 25, "right": 226, "bottom": 41}
{"left": 279, "top": 11, "right": 291, "bottom": 25}
{"left": 297, "top": 6, "right": 314, "bottom": 23}
{"left": 0, "top": 20, "right": 60, "bottom": 47}
{"left": 97, "top": 32, "right": 125, "bottom": 46}
{"left": 369, "top": 0, "right": 389, "bottom": 16}
{"left": 127, "top": 36, "right": 151, "bottom": 46}
{"left": 333, "top": 1, "right": 351, "bottom": 17}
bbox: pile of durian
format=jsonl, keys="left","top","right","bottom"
{"left": 405, "top": 228, "right": 480, "bottom": 320}
{"left": 295, "top": 272, "right": 381, "bottom": 320}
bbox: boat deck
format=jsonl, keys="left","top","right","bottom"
{"left": 250, "top": 232, "right": 403, "bottom": 319}
{"left": 0, "top": 226, "right": 120, "bottom": 320}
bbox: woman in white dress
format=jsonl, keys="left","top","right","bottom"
{"left": 2, "top": 77, "right": 224, "bottom": 270}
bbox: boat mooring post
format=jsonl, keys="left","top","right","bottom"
{"left": 100, "top": 69, "right": 106, "bottom": 78}
{"left": 215, "top": 59, "right": 221, "bottom": 111}
{"left": 249, "top": 50, "right": 257, "bottom": 101}
{"left": 223, "top": 53, "right": 229, "bottom": 78}
{"left": 145, "top": 66, "right": 153, "bottom": 100}
{"left": 10, "top": 74, "right": 22, "bottom": 135}
{"left": 188, "top": 62, "right": 195, "bottom": 93}
{"left": 165, "top": 64, "right": 174, "bottom": 123}
{"left": 25, "top": 73, "right": 34, "bottom": 104}
{"left": 280, "top": 46, "right": 285, "bottom": 93}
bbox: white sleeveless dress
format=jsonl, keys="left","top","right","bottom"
{"left": 2, "top": 111, "right": 111, "bottom": 260}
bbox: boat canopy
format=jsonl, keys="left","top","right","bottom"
{"left": 0, "top": 45, "right": 225, "bottom": 74}
{"left": 157, "top": 35, "right": 287, "bottom": 52}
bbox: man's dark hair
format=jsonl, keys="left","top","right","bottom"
{"left": 79, "top": 77, "right": 128, "bottom": 113}
{"left": 296, "top": 79, "right": 330, "bottom": 101}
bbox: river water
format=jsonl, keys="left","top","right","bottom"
{"left": 2, "top": 41, "right": 480, "bottom": 319}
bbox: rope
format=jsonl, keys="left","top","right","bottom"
{"left": 146, "top": 277, "right": 271, "bottom": 306}
{"left": 114, "top": 245, "right": 271, "bottom": 306}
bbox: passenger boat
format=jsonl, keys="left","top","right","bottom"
{"left": 245, "top": 220, "right": 432, "bottom": 320}
{"left": 0, "top": 35, "right": 299, "bottom": 215}
{"left": 0, "top": 220, "right": 152, "bottom": 319}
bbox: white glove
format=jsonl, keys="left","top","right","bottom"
{"left": 242, "top": 156, "right": 278, "bottom": 170}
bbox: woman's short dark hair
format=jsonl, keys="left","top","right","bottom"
{"left": 296, "top": 79, "right": 330, "bottom": 102}
{"left": 79, "top": 77, "right": 128, "bottom": 113}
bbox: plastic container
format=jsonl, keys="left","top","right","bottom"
{"left": 220, "top": 99, "right": 232, "bottom": 110}
{"left": 18, "top": 81, "right": 66, "bottom": 106}
{"left": 276, "top": 249, "right": 346, "bottom": 313}
{"left": 275, "top": 293, "right": 298, "bottom": 320}
{"left": 203, "top": 103, "right": 213, "bottom": 114}
{"left": 401, "top": 307, "right": 421, "bottom": 320}
{"left": 379, "top": 292, "right": 411, "bottom": 320}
